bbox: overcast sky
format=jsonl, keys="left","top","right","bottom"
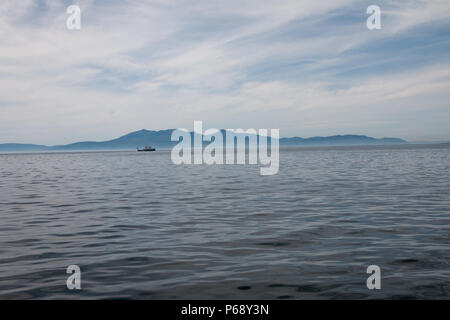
{"left": 0, "top": 0, "right": 449, "bottom": 144}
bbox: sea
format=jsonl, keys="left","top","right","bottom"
{"left": 0, "top": 144, "right": 449, "bottom": 299}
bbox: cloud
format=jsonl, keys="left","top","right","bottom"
{"left": 0, "top": 0, "right": 449, "bottom": 144}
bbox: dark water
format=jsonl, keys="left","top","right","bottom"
{"left": 0, "top": 145, "right": 449, "bottom": 299}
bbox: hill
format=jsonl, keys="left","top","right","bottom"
{"left": 0, "top": 130, "right": 408, "bottom": 151}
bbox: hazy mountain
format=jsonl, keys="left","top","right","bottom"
{"left": 279, "top": 135, "right": 406, "bottom": 146}
{"left": 0, "top": 130, "right": 407, "bottom": 151}
{"left": 0, "top": 143, "right": 48, "bottom": 152}
{"left": 48, "top": 129, "right": 175, "bottom": 150}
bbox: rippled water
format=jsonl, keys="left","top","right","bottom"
{"left": 0, "top": 145, "right": 449, "bottom": 299}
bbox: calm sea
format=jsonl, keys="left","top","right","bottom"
{"left": 0, "top": 145, "right": 449, "bottom": 299}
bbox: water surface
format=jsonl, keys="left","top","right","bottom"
{"left": 0, "top": 145, "right": 449, "bottom": 299}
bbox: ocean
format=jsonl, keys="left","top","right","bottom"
{"left": 0, "top": 144, "right": 449, "bottom": 299}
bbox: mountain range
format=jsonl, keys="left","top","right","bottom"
{"left": 0, "top": 129, "right": 407, "bottom": 152}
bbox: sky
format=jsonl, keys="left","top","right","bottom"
{"left": 0, "top": 0, "right": 449, "bottom": 145}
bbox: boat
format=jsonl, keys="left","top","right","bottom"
{"left": 137, "top": 145, "right": 156, "bottom": 152}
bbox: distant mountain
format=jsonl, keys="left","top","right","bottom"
{"left": 279, "top": 135, "right": 406, "bottom": 146}
{"left": 0, "top": 143, "right": 48, "bottom": 152}
{"left": 0, "top": 130, "right": 407, "bottom": 152}
{"left": 49, "top": 129, "right": 175, "bottom": 150}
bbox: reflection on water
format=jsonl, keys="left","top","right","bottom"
{"left": 0, "top": 145, "right": 449, "bottom": 299}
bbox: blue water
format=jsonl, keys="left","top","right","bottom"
{"left": 0, "top": 145, "right": 449, "bottom": 299}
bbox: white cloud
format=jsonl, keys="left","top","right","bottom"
{"left": 0, "top": 0, "right": 449, "bottom": 144}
